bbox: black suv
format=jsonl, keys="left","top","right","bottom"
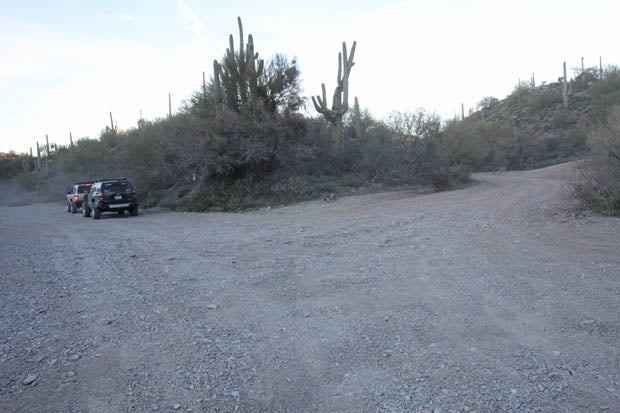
{"left": 83, "top": 178, "right": 138, "bottom": 219}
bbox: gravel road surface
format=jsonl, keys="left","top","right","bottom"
{"left": 1, "top": 162, "right": 619, "bottom": 412}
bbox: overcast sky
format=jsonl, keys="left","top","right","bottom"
{"left": 1, "top": 0, "right": 618, "bottom": 153}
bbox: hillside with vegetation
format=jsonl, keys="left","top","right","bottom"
{"left": 468, "top": 67, "right": 617, "bottom": 170}
{"left": 1, "top": 18, "right": 619, "bottom": 213}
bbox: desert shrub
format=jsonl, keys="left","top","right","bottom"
{"left": 507, "top": 83, "right": 535, "bottom": 109}
{"left": 565, "top": 126, "right": 588, "bottom": 154}
{"left": 382, "top": 109, "right": 442, "bottom": 185}
{"left": 182, "top": 175, "right": 268, "bottom": 211}
{"left": 386, "top": 109, "right": 442, "bottom": 140}
{"left": 529, "top": 87, "right": 562, "bottom": 111}
{"left": 572, "top": 67, "right": 600, "bottom": 93}
{"left": 270, "top": 175, "right": 307, "bottom": 202}
{"left": 477, "top": 96, "right": 499, "bottom": 111}
{"left": 380, "top": 110, "right": 479, "bottom": 189}
{"left": 53, "top": 137, "right": 116, "bottom": 178}
{"left": 573, "top": 105, "right": 620, "bottom": 215}
{"left": 119, "top": 117, "right": 192, "bottom": 205}
{"left": 574, "top": 160, "right": 620, "bottom": 215}
{"left": 0, "top": 152, "right": 32, "bottom": 179}
{"left": 356, "top": 122, "right": 402, "bottom": 182}
{"left": 590, "top": 65, "right": 620, "bottom": 121}
{"left": 496, "top": 128, "right": 537, "bottom": 170}
{"left": 419, "top": 119, "right": 485, "bottom": 188}
{"left": 551, "top": 108, "right": 574, "bottom": 128}
{"left": 182, "top": 185, "right": 228, "bottom": 211}
{"left": 382, "top": 110, "right": 488, "bottom": 189}
{"left": 442, "top": 118, "right": 493, "bottom": 169}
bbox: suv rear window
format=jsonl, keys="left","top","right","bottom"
{"left": 102, "top": 182, "right": 132, "bottom": 193}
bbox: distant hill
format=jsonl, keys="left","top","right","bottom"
{"left": 462, "top": 67, "right": 620, "bottom": 171}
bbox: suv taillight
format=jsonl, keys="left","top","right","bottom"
{"left": 98, "top": 193, "right": 103, "bottom": 200}
{"left": 131, "top": 191, "right": 136, "bottom": 197}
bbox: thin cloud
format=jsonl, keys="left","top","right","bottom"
{"left": 176, "top": 0, "right": 206, "bottom": 44}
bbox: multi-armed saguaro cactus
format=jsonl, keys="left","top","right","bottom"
{"left": 213, "top": 17, "right": 265, "bottom": 116}
{"left": 312, "top": 41, "right": 357, "bottom": 154}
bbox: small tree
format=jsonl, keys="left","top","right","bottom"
{"left": 258, "top": 54, "right": 304, "bottom": 116}
{"left": 477, "top": 96, "right": 499, "bottom": 111}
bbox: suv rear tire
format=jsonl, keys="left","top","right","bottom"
{"left": 93, "top": 207, "right": 101, "bottom": 220}
{"left": 129, "top": 205, "right": 139, "bottom": 216}
{"left": 83, "top": 205, "right": 91, "bottom": 217}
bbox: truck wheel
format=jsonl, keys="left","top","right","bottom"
{"left": 71, "top": 202, "right": 78, "bottom": 214}
{"left": 93, "top": 207, "right": 101, "bottom": 220}
{"left": 67, "top": 202, "right": 71, "bottom": 212}
{"left": 129, "top": 205, "right": 139, "bottom": 216}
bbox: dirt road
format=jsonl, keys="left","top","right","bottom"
{"left": 1, "top": 163, "right": 618, "bottom": 412}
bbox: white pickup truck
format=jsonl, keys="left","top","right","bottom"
{"left": 66, "top": 181, "right": 92, "bottom": 213}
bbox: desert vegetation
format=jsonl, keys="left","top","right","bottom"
{"left": 572, "top": 105, "right": 620, "bottom": 215}
{"left": 1, "top": 18, "right": 619, "bottom": 214}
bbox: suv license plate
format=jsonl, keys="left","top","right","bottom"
{"left": 115, "top": 195, "right": 122, "bottom": 200}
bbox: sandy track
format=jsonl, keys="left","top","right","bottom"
{"left": 1, "top": 162, "right": 618, "bottom": 412}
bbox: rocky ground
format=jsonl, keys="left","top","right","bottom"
{"left": 0, "top": 162, "right": 618, "bottom": 412}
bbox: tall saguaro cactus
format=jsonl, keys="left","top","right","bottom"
{"left": 562, "top": 61, "right": 569, "bottom": 109}
{"left": 36, "top": 142, "right": 41, "bottom": 171}
{"left": 212, "top": 17, "right": 265, "bottom": 117}
{"left": 351, "top": 96, "right": 363, "bottom": 139}
{"left": 45, "top": 134, "right": 50, "bottom": 169}
{"left": 312, "top": 41, "right": 357, "bottom": 155}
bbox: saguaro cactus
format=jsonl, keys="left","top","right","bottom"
{"left": 45, "top": 134, "right": 50, "bottom": 169}
{"left": 213, "top": 60, "right": 223, "bottom": 109}
{"left": 312, "top": 41, "right": 357, "bottom": 155}
{"left": 562, "top": 61, "right": 569, "bottom": 109}
{"left": 107, "top": 112, "right": 117, "bottom": 134}
{"left": 351, "top": 96, "right": 363, "bottom": 139}
{"left": 36, "top": 142, "right": 41, "bottom": 170}
{"left": 213, "top": 17, "right": 264, "bottom": 116}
